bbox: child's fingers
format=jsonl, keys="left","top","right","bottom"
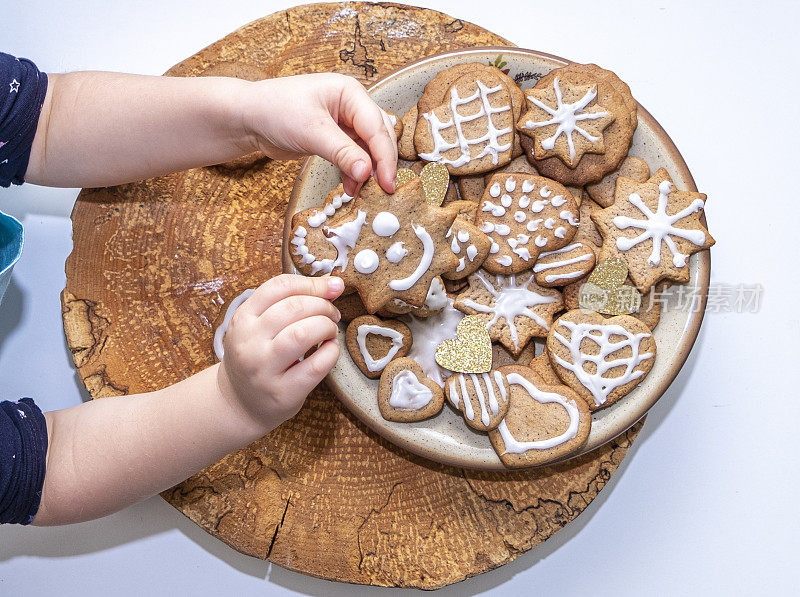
{"left": 260, "top": 295, "right": 341, "bottom": 338}
{"left": 281, "top": 338, "right": 340, "bottom": 397}
{"left": 310, "top": 118, "right": 374, "bottom": 195}
{"left": 380, "top": 109, "right": 398, "bottom": 147}
{"left": 340, "top": 84, "right": 397, "bottom": 194}
{"left": 269, "top": 315, "right": 339, "bottom": 371}
{"left": 241, "top": 274, "right": 344, "bottom": 317}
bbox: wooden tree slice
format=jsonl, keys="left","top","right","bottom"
{"left": 62, "top": 2, "right": 643, "bottom": 589}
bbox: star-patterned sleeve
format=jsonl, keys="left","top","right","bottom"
{"left": 0, "top": 52, "right": 48, "bottom": 188}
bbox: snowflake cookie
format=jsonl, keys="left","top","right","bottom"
{"left": 546, "top": 310, "right": 657, "bottom": 410}
{"left": 475, "top": 173, "right": 580, "bottom": 274}
{"left": 488, "top": 365, "right": 592, "bottom": 468}
{"left": 591, "top": 168, "right": 715, "bottom": 292}
{"left": 454, "top": 270, "right": 563, "bottom": 357}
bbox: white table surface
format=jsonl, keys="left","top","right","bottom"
{"left": 1, "top": 1, "right": 798, "bottom": 595}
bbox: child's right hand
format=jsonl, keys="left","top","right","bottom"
{"left": 216, "top": 274, "right": 344, "bottom": 428}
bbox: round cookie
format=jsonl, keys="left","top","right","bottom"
{"left": 488, "top": 365, "right": 592, "bottom": 468}
{"left": 546, "top": 310, "right": 657, "bottom": 410}
{"left": 378, "top": 357, "right": 445, "bottom": 422}
{"left": 444, "top": 370, "right": 510, "bottom": 431}
{"left": 532, "top": 241, "right": 597, "bottom": 287}
{"left": 346, "top": 315, "right": 412, "bottom": 379}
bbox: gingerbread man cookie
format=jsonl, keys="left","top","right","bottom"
{"left": 378, "top": 357, "right": 445, "bottom": 422}
{"left": 591, "top": 169, "right": 714, "bottom": 292}
{"left": 346, "top": 315, "right": 412, "bottom": 379}
{"left": 546, "top": 310, "right": 656, "bottom": 410}
{"left": 476, "top": 173, "right": 579, "bottom": 274}
{"left": 488, "top": 365, "right": 591, "bottom": 468}
{"left": 454, "top": 270, "right": 563, "bottom": 357}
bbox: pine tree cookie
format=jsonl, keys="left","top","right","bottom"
{"left": 487, "top": 365, "right": 591, "bottom": 468}
{"left": 415, "top": 70, "right": 515, "bottom": 175}
{"left": 546, "top": 310, "right": 656, "bottom": 410}
{"left": 454, "top": 270, "right": 563, "bottom": 357}
{"left": 378, "top": 357, "right": 445, "bottom": 422}
{"left": 476, "top": 173, "right": 579, "bottom": 274}
{"left": 444, "top": 370, "right": 510, "bottom": 431}
{"left": 346, "top": 315, "right": 412, "bottom": 379}
{"left": 518, "top": 64, "right": 637, "bottom": 186}
{"left": 586, "top": 156, "right": 650, "bottom": 207}
{"left": 289, "top": 177, "right": 460, "bottom": 312}
{"left": 591, "top": 168, "right": 714, "bottom": 292}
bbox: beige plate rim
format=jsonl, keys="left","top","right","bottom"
{"left": 282, "top": 46, "right": 710, "bottom": 470}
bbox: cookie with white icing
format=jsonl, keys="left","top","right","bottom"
{"left": 415, "top": 70, "right": 515, "bottom": 175}
{"left": 378, "top": 357, "right": 445, "bottom": 422}
{"left": 346, "top": 315, "right": 412, "bottom": 379}
{"left": 379, "top": 276, "right": 449, "bottom": 318}
{"left": 444, "top": 371, "right": 510, "bottom": 431}
{"left": 292, "top": 177, "right": 460, "bottom": 313}
{"left": 213, "top": 288, "right": 255, "bottom": 361}
{"left": 442, "top": 220, "right": 492, "bottom": 280}
{"left": 454, "top": 270, "right": 563, "bottom": 357}
{"left": 591, "top": 169, "right": 714, "bottom": 293}
{"left": 546, "top": 310, "right": 656, "bottom": 410}
{"left": 586, "top": 155, "right": 650, "bottom": 208}
{"left": 384, "top": 109, "right": 403, "bottom": 139}
{"left": 488, "top": 365, "right": 591, "bottom": 468}
{"left": 532, "top": 241, "right": 596, "bottom": 287}
{"left": 476, "top": 173, "right": 579, "bottom": 274}
{"left": 518, "top": 64, "right": 637, "bottom": 186}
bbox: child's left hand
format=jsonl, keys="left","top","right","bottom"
{"left": 240, "top": 73, "right": 398, "bottom": 196}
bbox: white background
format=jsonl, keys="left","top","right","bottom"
{"left": 1, "top": 1, "right": 798, "bottom": 595}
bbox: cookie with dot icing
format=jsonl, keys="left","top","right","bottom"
{"left": 532, "top": 241, "right": 596, "bottom": 287}
{"left": 586, "top": 155, "right": 650, "bottom": 207}
{"left": 378, "top": 357, "right": 445, "bottom": 422}
{"left": 454, "top": 270, "right": 563, "bottom": 357}
{"left": 290, "top": 177, "right": 460, "bottom": 313}
{"left": 346, "top": 315, "right": 412, "bottom": 379}
{"left": 488, "top": 365, "right": 591, "bottom": 468}
{"left": 415, "top": 70, "right": 515, "bottom": 175}
{"left": 518, "top": 64, "right": 636, "bottom": 186}
{"left": 546, "top": 310, "right": 656, "bottom": 410}
{"left": 591, "top": 168, "right": 714, "bottom": 293}
{"left": 442, "top": 220, "right": 492, "bottom": 280}
{"left": 444, "top": 371, "right": 510, "bottom": 431}
{"left": 476, "top": 173, "right": 579, "bottom": 274}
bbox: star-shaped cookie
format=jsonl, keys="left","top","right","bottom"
{"left": 517, "top": 77, "right": 616, "bottom": 168}
{"left": 314, "top": 177, "right": 460, "bottom": 312}
{"left": 591, "top": 168, "right": 715, "bottom": 292}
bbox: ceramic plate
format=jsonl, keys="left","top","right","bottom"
{"left": 283, "top": 47, "right": 710, "bottom": 470}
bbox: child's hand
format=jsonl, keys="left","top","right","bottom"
{"left": 216, "top": 274, "right": 345, "bottom": 427}
{"left": 241, "top": 73, "right": 398, "bottom": 196}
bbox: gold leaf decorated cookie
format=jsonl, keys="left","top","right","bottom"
{"left": 546, "top": 310, "right": 656, "bottom": 410}
{"left": 435, "top": 315, "right": 492, "bottom": 374}
{"left": 488, "top": 365, "right": 592, "bottom": 468}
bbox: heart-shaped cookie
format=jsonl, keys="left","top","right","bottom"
{"left": 378, "top": 357, "right": 445, "bottom": 422}
{"left": 546, "top": 310, "right": 656, "bottom": 410}
{"left": 434, "top": 315, "right": 492, "bottom": 373}
{"left": 444, "top": 369, "right": 510, "bottom": 431}
{"left": 395, "top": 163, "right": 451, "bottom": 206}
{"left": 345, "top": 315, "right": 412, "bottom": 379}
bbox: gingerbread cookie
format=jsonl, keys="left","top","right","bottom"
{"left": 415, "top": 70, "right": 515, "bottom": 175}
{"left": 379, "top": 276, "right": 449, "bottom": 318}
{"left": 492, "top": 341, "right": 537, "bottom": 368}
{"left": 409, "top": 160, "right": 457, "bottom": 205}
{"left": 443, "top": 220, "right": 492, "bottom": 280}
{"left": 528, "top": 353, "right": 563, "bottom": 386}
{"left": 546, "top": 310, "right": 656, "bottom": 410}
{"left": 476, "top": 173, "right": 579, "bottom": 274}
{"left": 444, "top": 371, "right": 510, "bottom": 431}
{"left": 591, "top": 169, "right": 714, "bottom": 292}
{"left": 586, "top": 155, "right": 650, "bottom": 207}
{"left": 454, "top": 270, "right": 563, "bottom": 357}
{"left": 574, "top": 197, "right": 604, "bottom": 248}
{"left": 397, "top": 104, "right": 418, "bottom": 160}
{"left": 456, "top": 174, "right": 487, "bottom": 203}
{"left": 333, "top": 291, "right": 369, "bottom": 323}
{"left": 404, "top": 297, "right": 464, "bottom": 386}
{"left": 488, "top": 365, "right": 591, "bottom": 468}
{"left": 290, "top": 177, "right": 460, "bottom": 312}
{"left": 518, "top": 64, "right": 637, "bottom": 186}
{"left": 385, "top": 109, "right": 403, "bottom": 139}
{"left": 213, "top": 288, "right": 255, "bottom": 361}
{"left": 532, "top": 241, "right": 597, "bottom": 287}
{"left": 378, "top": 357, "right": 445, "bottom": 422}
{"left": 562, "top": 277, "right": 664, "bottom": 331}
{"left": 482, "top": 155, "right": 539, "bottom": 186}
{"left": 346, "top": 315, "right": 412, "bottom": 379}
{"left": 447, "top": 200, "right": 478, "bottom": 223}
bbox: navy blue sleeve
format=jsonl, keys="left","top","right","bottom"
{"left": 0, "top": 52, "right": 48, "bottom": 187}
{"left": 0, "top": 398, "right": 48, "bottom": 524}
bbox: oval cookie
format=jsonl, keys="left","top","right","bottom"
{"left": 532, "top": 241, "right": 596, "bottom": 287}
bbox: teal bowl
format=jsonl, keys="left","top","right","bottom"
{"left": 0, "top": 211, "right": 23, "bottom": 306}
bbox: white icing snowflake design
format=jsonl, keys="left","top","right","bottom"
{"left": 523, "top": 78, "right": 610, "bottom": 163}
{"left": 419, "top": 80, "right": 512, "bottom": 168}
{"left": 613, "top": 180, "right": 707, "bottom": 268}
{"left": 460, "top": 272, "right": 558, "bottom": 351}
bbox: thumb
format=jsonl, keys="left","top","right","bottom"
{"left": 312, "top": 119, "right": 373, "bottom": 195}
